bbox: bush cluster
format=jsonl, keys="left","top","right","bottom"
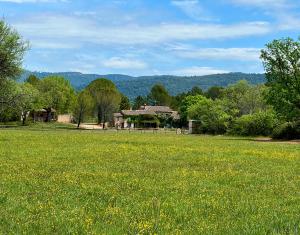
{"left": 230, "top": 111, "right": 278, "bottom": 136}
{"left": 272, "top": 121, "right": 300, "bottom": 140}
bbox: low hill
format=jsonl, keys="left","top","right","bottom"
{"left": 21, "top": 71, "right": 265, "bottom": 99}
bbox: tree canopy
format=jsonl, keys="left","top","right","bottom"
{"left": 86, "top": 78, "right": 121, "bottom": 124}
{"left": 148, "top": 84, "right": 171, "bottom": 106}
{"left": 38, "top": 76, "right": 76, "bottom": 114}
{"left": 0, "top": 20, "right": 28, "bottom": 118}
{"left": 0, "top": 20, "right": 28, "bottom": 81}
{"left": 73, "top": 90, "right": 93, "bottom": 128}
{"left": 261, "top": 37, "right": 300, "bottom": 121}
{"left": 119, "top": 94, "right": 131, "bottom": 110}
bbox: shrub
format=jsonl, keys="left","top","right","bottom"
{"left": 230, "top": 110, "right": 277, "bottom": 136}
{"left": 272, "top": 121, "right": 300, "bottom": 140}
{"left": 188, "top": 98, "right": 231, "bottom": 134}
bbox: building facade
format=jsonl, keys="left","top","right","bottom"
{"left": 114, "top": 106, "right": 180, "bottom": 129}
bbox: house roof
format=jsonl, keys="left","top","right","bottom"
{"left": 36, "top": 108, "right": 56, "bottom": 113}
{"left": 118, "top": 106, "right": 180, "bottom": 119}
{"left": 121, "top": 110, "right": 156, "bottom": 116}
{"left": 140, "top": 106, "right": 173, "bottom": 113}
{"left": 113, "top": 113, "right": 123, "bottom": 117}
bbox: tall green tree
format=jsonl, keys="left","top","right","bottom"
{"left": 38, "top": 76, "right": 76, "bottom": 121}
{"left": 222, "top": 80, "right": 267, "bottom": 116}
{"left": 119, "top": 94, "right": 131, "bottom": 110}
{"left": 148, "top": 84, "right": 171, "bottom": 106}
{"left": 0, "top": 80, "right": 20, "bottom": 121}
{"left": 261, "top": 37, "right": 300, "bottom": 121}
{"left": 18, "top": 83, "right": 41, "bottom": 125}
{"left": 74, "top": 90, "right": 93, "bottom": 128}
{"left": 188, "top": 98, "right": 231, "bottom": 134}
{"left": 133, "top": 96, "right": 147, "bottom": 110}
{"left": 170, "top": 92, "right": 187, "bottom": 111}
{"left": 26, "top": 74, "right": 40, "bottom": 86}
{"left": 0, "top": 20, "right": 28, "bottom": 117}
{"left": 87, "top": 78, "right": 121, "bottom": 126}
{"left": 205, "top": 86, "right": 224, "bottom": 100}
{"left": 187, "top": 86, "right": 203, "bottom": 96}
{"left": 179, "top": 95, "right": 207, "bottom": 125}
{"left": 0, "top": 20, "right": 28, "bottom": 81}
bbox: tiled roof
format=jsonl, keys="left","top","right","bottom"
{"left": 141, "top": 106, "right": 173, "bottom": 113}
{"left": 113, "top": 113, "right": 123, "bottom": 117}
{"left": 121, "top": 110, "right": 156, "bottom": 116}
{"left": 119, "top": 106, "right": 180, "bottom": 119}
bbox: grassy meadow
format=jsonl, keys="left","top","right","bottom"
{"left": 0, "top": 129, "right": 299, "bottom": 234}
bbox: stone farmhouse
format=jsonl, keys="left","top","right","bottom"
{"left": 114, "top": 105, "right": 180, "bottom": 129}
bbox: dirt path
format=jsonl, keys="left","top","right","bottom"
{"left": 255, "top": 138, "right": 300, "bottom": 145}
{"left": 79, "top": 124, "right": 103, "bottom": 130}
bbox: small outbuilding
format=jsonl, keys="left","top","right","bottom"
{"left": 189, "top": 120, "right": 202, "bottom": 134}
{"left": 32, "top": 108, "right": 57, "bottom": 122}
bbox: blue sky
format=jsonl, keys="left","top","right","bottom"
{"left": 1, "top": 0, "right": 300, "bottom": 76}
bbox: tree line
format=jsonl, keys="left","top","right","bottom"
{"left": 0, "top": 20, "right": 299, "bottom": 139}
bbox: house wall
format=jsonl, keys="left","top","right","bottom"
{"left": 114, "top": 116, "right": 124, "bottom": 128}
{"left": 189, "top": 120, "right": 202, "bottom": 134}
{"left": 57, "top": 114, "right": 72, "bottom": 123}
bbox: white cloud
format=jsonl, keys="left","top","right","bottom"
{"left": 229, "top": 0, "right": 288, "bottom": 8}
{"left": 0, "top": 0, "right": 67, "bottom": 2}
{"left": 11, "top": 14, "right": 272, "bottom": 49}
{"left": 30, "top": 40, "right": 80, "bottom": 49}
{"left": 73, "top": 11, "right": 97, "bottom": 17}
{"left": 171, "top": 0, "right": 214, "bottom": 21}
{"left": 173, "top": 47, "right": 261, "bottom": 61}
{"left": 229, "top": 0, "right": 300, "bottom": 31}
{"left": 103, "top": 57, "right": 147, "bottom": 69}
{"left": 173, "top": 66, "right": 229, "bottom": 76}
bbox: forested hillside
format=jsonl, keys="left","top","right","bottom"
{"left": 21, "top": 71, "right": 265, "bottom": 99}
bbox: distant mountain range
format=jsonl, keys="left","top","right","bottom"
{"left": 21, "top": 71, "right": 266, "bottom": 99}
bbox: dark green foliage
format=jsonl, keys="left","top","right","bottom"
{"left": 222, "top": 81, "right": 268, "bottom": 116}
{"left": 119, "top": 94, "right": 131, "bottom": 110}
{"left": 133, "top": 96, "right": 148, "bottom": 110}
{"left": 272, "top": 121, "right": 300, "bottom": 140}
{"left": 0, "top": 80, "right": 18, "bottom": 118}
{"left": 179, "top": 95, "right": 206, "bottom": 125}
{"left": 86, "top": 78, "right": 121, "bottom": 125}
{"left": 25, "top": 74, "right": 40, "bottom": 86}
{"left": 148, "top": 84, "right": 171, "bottom": 106}
{"left": 73, "top": 90, "right": 93, "bottom": 128}
{"left": 170, "top": 92, "right": 186, "bottom": 111}
{"left": 230, "top": 110, "right": 278, "bottom": 136}
{"left": 21, "top": 71, "right": 266, "bottom": 100}
{"left": 111, "top": 73, "right": 266, "bottom": 100}
{"left": 126, "top": 114, "right": 160, "bottom": 128}
{"left": 187, "top": 86, "right": 203, "bottom": 96}
{"left": 205, "top": 86, "right": 224, "bottom": 100}
{"left": 261, "top": 37, "right": 300, "bottom": 121}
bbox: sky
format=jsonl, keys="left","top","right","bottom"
{"left": 0, "top": 0, "right": 300, "bottom": 76}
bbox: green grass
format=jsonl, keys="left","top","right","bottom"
{"left": 0, "top": 129, "right": 299, "bottom": 234}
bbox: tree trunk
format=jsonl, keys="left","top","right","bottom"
{"left": 46, "top": 108, "right": 51, "bottom": 122}
{"left": 97, "top": 106, "right": 101, "bottom": 124}
{"left": 77, "top": 111, "right": 82, "bottom": 129}
{"left": 22, "top": 111, "right": 26, "bottom": 126}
